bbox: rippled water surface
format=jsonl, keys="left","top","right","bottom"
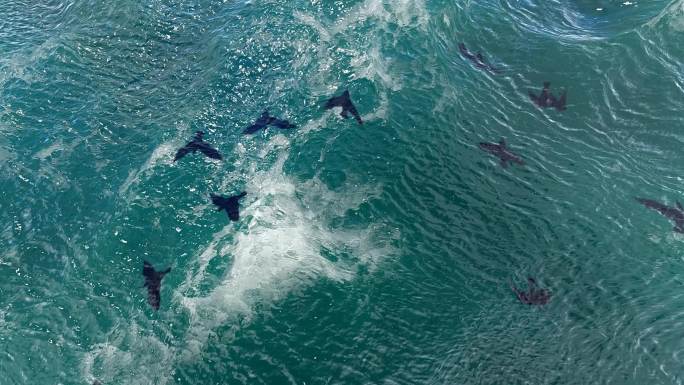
{"left": 2, "top": 1, "right": 684, "bottom": 384}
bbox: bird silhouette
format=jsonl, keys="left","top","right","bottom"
{"left": 479, "top": 138, "right": 524, "bottom": 168}
{"left": 510, "top": 278, "right": 551, "bottom": 305}
{"left": 142, "top": 261, "right": 171, "bottom": 310}
{"left": 324, "top": 90, "right": 363, "bottom": 125}
{"left": 211, "top": 192, "right": 247, "bottom": 222}
{"left": 636, "top": 198, "right": 684, "bottom": 233}
{"left": 529, "top": 82, "right": 567, "bottom": 111}
{"left": 174, "top": 131, "right": 222, "bottom": 162}
{"left": 458, "top": 43, "right": 499, "bottom": 74}
{"left": 243, "top": 110, "right": 296, "bottom": 134}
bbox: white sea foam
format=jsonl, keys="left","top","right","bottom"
{"left": 32, "top": 131, "right": 92, "bottom": 190}
{"left": 118, "top": 141, "right": 175, "bottom": 197}
{"left": 34, "top": 139, "right": 64, "bottom": 160}
{"left": 351, "top": 44, "right": 402, "bottom": 91}
{"left": 80, "top": 1, "right": 421, "bottom": 380}
{"left": 293, "top": 11, "right": 331, "bottom": 42}
{"left": 117, "top": 123, "right": 214, "bottom": 199}
{"left": 174, "top": 135, "right": 394, "bottom": 359}
{"left": 85, "top": 130, "right": 395, "bottom": 383}
{"left": 330, "top": 0, "right": 428, "bottom": 33}
{"left": 81, "top": 323, "right": 175, "bottom": 385}
{"left": 295, "top": 0, "right": 428, "bottom": 96}
{"left": 668, "top": 0, "right": 684, "bottom": 31}
{"left": 0, "top": 36, "right": 60, "bottom": 88}
{"left": 646, "top": 0, "right": 684, "bottom": 31}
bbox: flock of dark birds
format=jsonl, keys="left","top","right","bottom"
{"left": 140, "top": 44, "right": 682, "bottom": 312}
{"left": 139, "top": 89, "right": 363, "bottom": 312}
{"left": 89, "top": 37, "right": 676, "bottom": 385}
{"left": 461, "top": 42, "right": 681, "bottom": 305}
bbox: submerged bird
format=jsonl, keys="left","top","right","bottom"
{"left": 636, "top": 198, "right": 684, "bottom": 233}
{"left": 142, "top": 261, "right": 171, "bottom": 310}
{"left": 243, "top": 110, "right": 296, "bottom": 134}
{"left": 529, "top": 81, "right": 567, "bottom": 111}
{"left": 173, "top": 131, "right": 222, "bottom": 162}
{"left": 479, "top": 138, "right": 524, "bottom": 168}
{"left": 211, "top": 192, "right": 247, "bottom": 222}
{"left": 510, "top": 278, "right": 551, "bottom": 305}
{"left": 458, "top": 43, "right": 499, "bottom": 73}
{"left": 324, "top": 90, "right": 363, "bottom": 125}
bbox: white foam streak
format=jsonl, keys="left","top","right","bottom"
{"left": 646, "top": 0, "right": 684, "bottom": 30}
{"left": 0, "top": 36, "right": 60, "bottom": 88}
{"left": 174, "top": 136, "right": 393, "bottom": 363}
{"left": 118, "top": 141, "right": 176, "bottom": 197}
{"left": 330, "top": 0, "right": 428, "bottom": 33}
{"left": 81, "top": 323, "right": 174, "bottom": 385}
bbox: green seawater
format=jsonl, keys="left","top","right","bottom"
{"left": 2, "top": 1, "right": 684, "bottom": 384}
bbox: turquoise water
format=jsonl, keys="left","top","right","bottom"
{"left": 2, "top": 0, "right": 684, "bottom": 384}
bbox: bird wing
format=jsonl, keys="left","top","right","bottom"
{"left": 210, "top": 194, "right": 225, "bottom": 209}
{"left": 555, "top": 91, "right": 567, "bottom": 110}
{"left": 637, "top": 198, "right": 668, "bottom": 213}
{"left": 528, "top": 91, "right": 540, "bottom": 106}
{"left": 196, "top": 142, "right": 222, "bottom": 160}
{"left": 243, "top": 122, "right": 266, "bottom": 134}
{"left": 347, "top": 103, "right": 363, "bottom": 125}
{"left": 478, "top": 142, "right": 499, "bottom": 153}
{"left": 271, "top": 118, "right": 295, "bottom": 129}
{"left": 509, "top": 283, "right": 527, "bottom": 303}
{"left": 458, "top": 43, "right": 468, "bottom": 56}
{"left": 637, "top": 198, "right": 678, "bottom": 220}
{"left": 173, "top": 143, "right": 193, "bottom": 161}
{"left": 142, "top": 261, "right": 155, "bottom": 282}
{"left": 325, "top": 95, "right": 342, "bottom": 109}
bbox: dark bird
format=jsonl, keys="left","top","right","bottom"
{"left": 529, "top": 82, "right": 567, "bottom": 111}
{"left": 324, "top": 90, "right": 363, "bottom": 125}
{"left": 92, "top": 381, "right": 102, "bottom": 385}
{"left": 243, "top": 110, "right": 296, "bottom": 134}
{"left": 173, "top": 131, "right": 222, "bottom": 162}
{"left": 479, "top": 138, "right": 524, "bottom": 168}
{"left": 142, "top": 261, "right": 171, "bottom": 310}
{"left": 510, "top": 278, "right": 551, "bottom": 305}
{"left": 211, "top": 192, "right": 247, "bottom": 222}
{"left": 636, "top": 198, "right": 684, "bottom": 233}
{"left": 458, "top": 43, "right": 499, "bottom": 73}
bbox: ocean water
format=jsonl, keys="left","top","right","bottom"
{"left": 2, "top": 0, "right": 684, "bottom": 384}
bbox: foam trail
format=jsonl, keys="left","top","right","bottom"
{"left": 118, "top": 123, "right": 201, "bottom": 198}
{"left": 78, "top": 1, "right": 421, "bottom": 380}
{"left": 329, "top": 0, "right": 428, "bottom": 34}
{"left": 81, "top": 323, "right": 175, "bottom": 385}
{"left": 118, "top": 141, "right": 176, "bottom": 197}
{"left": 176, "top": 136, "right": 394, "bottom": 360}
